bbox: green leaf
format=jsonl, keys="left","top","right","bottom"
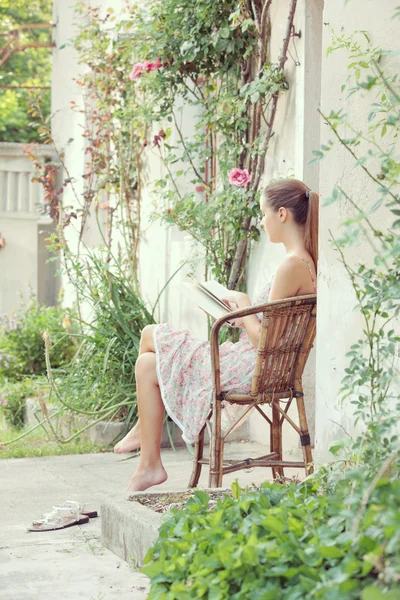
{"left": 231, "top": 480, "right": 241, "bottom": 500}
{"left": 317, "top": 545, "right": 344, "bottom": 559}
{"left": 250, "top": 92, "right": 260, "bottom": 104}
{"left": 261, "top": 515, "right": 285, "bottom": 535}
{"left": 361, "top": 587, "right": 386, "bottom": 600}
{"left": 329, "top": 438, "right": 352, "bottom": 456}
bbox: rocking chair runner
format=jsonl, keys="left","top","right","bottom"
{"left": 189, "top": 294, "right": 317, "bottom": 488}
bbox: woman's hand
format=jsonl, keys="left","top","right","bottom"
{"left": 221, "top": 291, "right": 250, "bottom": 309}
{"left": 230, "top": 317, "right": 245, "bottom": 328}
{"left": 221, "top": 291, "right": 260, "bottom": 347}
{"left": 221, "top": 291, "right": 251, "bottom": 329}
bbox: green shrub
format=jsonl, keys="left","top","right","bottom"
{"left": 143, "top": 473, "right": 400, "bottom": 599}
{"left": 0, "top": 378, "right": 41, "bottom": 429}
{"left": 0, "top": 294, "right": 77, "bottom": 381}
{"left": 48, "top": 251, "right": 156, "bottom": 429}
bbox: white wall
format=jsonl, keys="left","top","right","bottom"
{"left": 314, "top": 0, "right": 400, "bottom": 462}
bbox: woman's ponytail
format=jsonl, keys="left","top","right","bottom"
{"left": 304, "top": 191, "right": 319, "bottom": 266}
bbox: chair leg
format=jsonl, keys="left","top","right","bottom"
{"left": 188, "top": 426, "right": 205, "bottom": 488}
{"left": 296, "top": 395, "right": 314, "bottom": 476}
{"left": 209, "top": 400, "right": 224, "bottom": 487}
{"left": 271, "top": 399, "right": 284, "bottom": 480}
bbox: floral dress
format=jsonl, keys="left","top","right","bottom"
{"left": 153, "top": 258, "right": 316, "bottom": 444}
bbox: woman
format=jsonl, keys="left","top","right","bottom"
{"left": 114, "top": 178, "right": 318, "bottom": 492}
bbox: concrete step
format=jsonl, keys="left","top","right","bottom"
{"left": 100, "top": 442, "right": 305, "bottom": 566}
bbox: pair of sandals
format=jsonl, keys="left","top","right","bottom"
{"left": 28, "top": 501, "right": 98, "bottom": 532}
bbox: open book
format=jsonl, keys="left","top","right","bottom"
{"left": 183, "top": 275, "right": 235, "bottom": 325}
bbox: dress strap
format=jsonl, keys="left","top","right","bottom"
{"left": 293, "top": 256, "right": 317, "bottom": 293}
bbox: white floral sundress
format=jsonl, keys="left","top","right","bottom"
{"left": 153, "top": 259, "right": 316, "bottom": 444}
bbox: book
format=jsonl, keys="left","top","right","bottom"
{"left": 183, "top": 275, "right": 235, "bottom": 324}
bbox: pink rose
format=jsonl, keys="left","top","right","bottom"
{"left": 129, "top": 63, "right": 145, "bottom": 79}
{"left": 149, "top": 58, "right": 163, "bottom": 71}
{"left": 143, "top": 60, "right": 153, "bottom": 73}
{"left": 129, "top": 59, "right": 163, "bottom": 80}
{"left": 228, "top": 168, "right": 250, "bottom": 187}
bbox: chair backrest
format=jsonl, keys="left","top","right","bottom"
{"left": 250, "top": 295, "right": 317, "bottom": 396}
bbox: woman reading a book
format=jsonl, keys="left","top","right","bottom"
{"left": 114, "top": 178, "right": 318, "bottom": 492}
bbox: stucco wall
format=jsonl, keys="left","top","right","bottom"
{"left": 314, "top": 0, "right": 400, "bottom": 462}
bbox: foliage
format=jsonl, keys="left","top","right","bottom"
{"left": 0, "top": 0, "right": 52, "bottom": 142}
{"left": 0, "top": 378, "right": 39, "bottom": 429}
{"left": 0, "top": 293, "right": 77, "bottom": 381}
{"left": 112, "top": 0, "right": 295, "bottom": 288}
{"left": 144, "top": 474, "right": 400, "bottom": 599}
{"left": 47, "top": 247, "right": 155, "bottom": 428}
{"left": 22, "top": 5, "right": 159, "bottom": 435}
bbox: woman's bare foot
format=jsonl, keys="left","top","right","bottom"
{"left": 127, "top": 464, "right": 167, "bottom": 492}
{"left": 114, "top": 426, "right": 141, "bottom": 454}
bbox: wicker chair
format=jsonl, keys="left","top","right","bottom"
{"left": 189, "top": 294, "right": 317, "bottom": 488}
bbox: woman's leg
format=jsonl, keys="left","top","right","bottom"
{"left": 127, "top": 352, "right": 167, "bottom": 492}
{"left": 114, "top": 325, "right": 157, "bottom": 454}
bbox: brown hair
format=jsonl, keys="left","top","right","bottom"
{"left": 263, "top": 178, "right": 319, "bottom": 265}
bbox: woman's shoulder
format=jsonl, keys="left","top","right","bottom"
{"left": 270, "top": 254, "right": 316, "bottom": 299}
{"left": 278, "top": 254, "right": 315, "bottom": 276}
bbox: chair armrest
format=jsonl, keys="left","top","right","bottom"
{"left": 209, "top": 303, "right": 271, "bottom": 400}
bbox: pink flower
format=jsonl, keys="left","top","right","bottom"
{"left": 129, "top": 63, "right": 145, "bottom": 79}
{"left": 129, "top": 58, "right": 163, "bottom": 80}
{"left": 228, "top": 168, "right": 250, "bottom": 187}
{"left": 143, "top": 60, "right": 154, "bottom": 73}
{"left": 149, "top": 58, "right": 163, "bottom": 71}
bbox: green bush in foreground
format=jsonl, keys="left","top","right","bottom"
{"left": 143, "top": 472, "right": 400, "bottom": 599}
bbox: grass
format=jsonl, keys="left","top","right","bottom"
{"left": 0, "top": 418, "right": 112, "bottom": 459}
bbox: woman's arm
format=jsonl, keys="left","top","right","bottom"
{"left": 221, "top": 291, "right": 261, "bottom": 349}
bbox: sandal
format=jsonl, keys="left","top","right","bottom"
{"left": 28, "top": 501, "right": 97, "bottom": 532}
{"left": 54, "top": 500, "right": 98, "bottom": 519}
{"left": 28, "top": 507, "right": 89, "bottom": 532}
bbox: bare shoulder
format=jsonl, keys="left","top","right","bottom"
{"left": 276, "top": 255, "right": 307, "bottom": 274}
{"left": 269, "top": 255, "right": 315, "bottom": 301}
{"left": 269, "top": 257, "right": 303, "bottom": 300}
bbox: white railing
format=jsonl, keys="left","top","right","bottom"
{"left": 0, "top": 143, "right": 59, "bottom": 313}
{"left": 0, "top": 142, "right": 55, "bottom": 218}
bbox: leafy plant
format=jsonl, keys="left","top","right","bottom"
{"left": 0, "top": 378, "right": 40, "bottom": 428}
{"left": 124, "top": 0, "right": 296, "bottom": 288}
{"left": 48, "top": 248, "right": 156, "bottom": 429}
{"left": 0, "top": 293, "right": 77, "bottom": 381}
{"left": 144, "top": 475, "right": 400, "bottom": 599}
{"left": 0, "top": 0, "right": 52, "bottom": 143}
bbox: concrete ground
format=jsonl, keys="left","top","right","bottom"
{"left": 0, "top": 442, "right": 304, "bottom": 600}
